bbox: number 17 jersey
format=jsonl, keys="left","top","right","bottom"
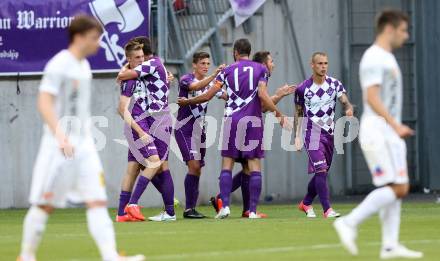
{"left": 215, "top": 59, "right": 269, "bottom": 118}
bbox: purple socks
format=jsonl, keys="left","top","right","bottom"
{"left": 159, "top": 170, "right": 175, "bottom": 216}
{"left": 118, "top": 191, "right": 131, "bottom": 216}
{"left": 231, "top": 171, "right": 243, "bottom": 192}
{"left": 219, "top": 170, "right": 233, "bottom": 207}
{"left": 248, "top": 172, "right": 262, "bottom": 213}
{"left": 303, "top": 175, "right": 317, "bottom": 206}
{"left": 184, "top": 174, "right": 200, "bottom": 209}
{"left": 315, "top": 172, "right": 331, "bottom": 212}
{"left": 129, "top": 175, "right": 150, "bottom": 205}
{"left": 241, "top": 174, "right": 250, "bottom": 212}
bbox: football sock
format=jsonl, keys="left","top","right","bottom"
{"left": 19, "top": 206, "right": 49, "bottom": 261}
{"left": 249, "top": 172, "right": 262, "bottom": 214}
{"left": 380, "top": 199, "right": 401, "bottom": 249}
{"left": 184, "top": 173, "right": 200, "bottom": 210}
{"left": 117, "top": 191, "right": 131, "bottom": 216}
{"left": 303, "top": 175, "right": 317, "bottom": 206}
{"left": 241, "top": 174, "right": 250, "bottom": 212}
{"left": 160, "top": 170, "right": 175, "bottom": 216}
{"left": 219, "top": 170, "right": 232, "bottom": 207}
{"left": 129, "top": 175, "right": 150, "bottom": 205}
{"left": 151, "top": 174, "right": 163, "bottom": 194}
{"left": 231, "top": 171, "right": 243, "bottom": 192}
{"left": 86, "top": 207, "right": 119, "bottom": 261}
{"left": 344, "top": 186, "right": 396, "bottom": 227}
{"left": 315, "top": 172, "right": 331, "bottom": 212}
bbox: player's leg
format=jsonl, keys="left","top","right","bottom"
{"left": 247, "top": 158, "right": 263, "bottom": 219}
{"left": 239, "top": 162, "right": 251, "bottom": 215}
{"left": 298, "top": 174, "right": 317, "bottom": 218}
{"left": 18, "top": 205, "right": 52, "bottom": 261}
{"left": 183, "top": 159, "right": 206, "bottom": 218}
{"left": 148, "top": 161, "right": 176, "bottom": 221}
{"left": 215, "top": 157, "right": 235, "bottom": 219}
{"left": 117, "top": 161, "right": 141, "bottom": 222}
{"left": 126, "top": 154, "right": 161, "bottom": 220}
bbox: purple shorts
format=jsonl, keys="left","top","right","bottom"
{"left": 304, "top": 130, "right": 334, "bottom": 174}
{"left": 174, "top": 124, "right": 206, "bottom": 167}
{"left": 126, "top": 113, "right": 172, "bottom": 164}
{"left": 220, "top": 115, "right": 264, "bottom": 160}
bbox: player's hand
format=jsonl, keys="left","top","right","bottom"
{"left": 215, "top": 64, "right": 226, "bottom": 74}
{"left": 59, "top": 138, "right": 74, "bottom": 159}
{"left": 294, "top": 136, "right": 302, "bottom": 151}
{"left": 177, "top": 97, "right": 189, "bottom": 106}
{"left": 345, "top": 105, "right": 354, "bottom": 117}
{"left": 393, "top": 123, "right": 414, "bottom": 138}
{"left": 139, "top": 131, "right": 153, "bottom": 144}
{"left": 167, "top": 71, "right": 175, "bottom": 83}
{"left": 275, "top": 84, "right": 296, "bottom": 97}
{"left": 220, "top": 92, "right": 228, "bottom": 101}
{"left": 279, "top": 114, "right": 293, "bottom": 131}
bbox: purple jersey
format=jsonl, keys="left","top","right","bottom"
{"left": 134, "top": 56, "right": 169, "bottom": 113}
{"left": 120, "top": 79, "right": 147, "bottom": 118}
{"left": 215, "top": 59, "right": 269, "bottom": 117}
{"left": 294, "top": 76, "right": 346, "bottom": 135}
{"left": 176, "top": 73, "right": 210, "bottom": 131}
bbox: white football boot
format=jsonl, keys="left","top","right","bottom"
{"left": 215, "top": 206, "right": 230, "bottom": 219}
{"left": 249, "top": 212, "right": 262, "bottom": 219}
{"left": 380, "top": 244, "right": 423, "bottom": 259}
{"left": 333, "top": 218, "right": 359, "bottom": 255}
{"left": 119, "top": 254, "right": 146, "bottom": 261}
{"left": 148, "top": 211, "right": 176, "bottom": 222}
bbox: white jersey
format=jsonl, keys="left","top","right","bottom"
{"left": 39, "top": 49, "right": 93, "bottom": 139}
{"left": 359, "top": 44, "right": 403, "bottom": 132}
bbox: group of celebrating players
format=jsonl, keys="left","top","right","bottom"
{"left": 17, "top": 8, "right": 423, "bottom": 261}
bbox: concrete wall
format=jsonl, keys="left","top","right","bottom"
{"left": 0, "top": 0, "right": 347, "bottom": 208}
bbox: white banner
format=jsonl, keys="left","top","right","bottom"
{"left": 229, "top": 0, "right": 266, "bottom": 27}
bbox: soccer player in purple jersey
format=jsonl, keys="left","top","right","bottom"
{"left": 178, "top": 39, "right": 291, "bottom": 219}
{"left": 115, "top": 38, "right": 173, "bottom": 222}
{"left": 210, "top": 50, "right": 296, "bottom": 218}
{"left": 17, "top": 15, "right": 145, "bottom": 261}
{"left": 175, "top": 52, "right": 226, "bottom": 219}
{"left": 117, "top": 40, "right": 176, "bottom": 222}
{"left": 294, "top": 52, "right": 353, "bottom": 218}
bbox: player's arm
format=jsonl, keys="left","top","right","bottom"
{"left": 118, "top": 96, "right": 152, "bottom": 143}
{"left": 38, "top": 92, "right": 74, "bottom": 157}
{"left": 188, "top": 64, "right": 226, "bottom": 91}
{"left": 117, "top": 69, "right": 138, "bottom": 81}
{"left": 177, "top": 80, "right": 223, "bottom": 106}
{"left": 258, "top": 81, "right": 291, "bottom": 129}
{"left": 338, "top": 93, "right": 354, "bottom": 116}
{"left": 262, "top": 84, "right": 296, "bottom": 112}
{"left": 294, "top": 104, "right": 304, "bottom": 150}
{"left": 366, "top": 85, "right": 413, "bottom": 138}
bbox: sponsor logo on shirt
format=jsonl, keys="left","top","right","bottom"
{"left": 313, "top": 160, "right": 326, "bottom": 166}
{"left": 374, "top": 166, "right": 384, "bottom": 176}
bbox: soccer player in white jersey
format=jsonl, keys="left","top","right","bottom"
{"left": 334, "top": 10, "right": 423, "bottom": 259}
{"left": 17, "top": 15, "right": 145, "bottom": 261}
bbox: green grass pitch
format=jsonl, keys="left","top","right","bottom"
{"left": 1, "top": 202, "right": 439, "bottom": 260}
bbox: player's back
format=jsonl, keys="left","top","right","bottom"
{"left": 137, "top": 56, "right": 169, "bottom": 113}
{"left": 359, "top": 45, "right": 403, "bottom": 125}
{"left": 39, "top": 49, "right": 93, "bottom": 139}
{"left": 219, "top": 59, "right": 268, "bottom": 117}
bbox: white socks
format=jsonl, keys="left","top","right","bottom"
{"left": 20, "top": 206, "right": 49, "bottom": 261}
{"left": 86, "top": 207, "right": 119, "bottom": 261}
{"left": 344, "top": 186, "right": 397, "bottom": 227}
{"left": 380, "top": 199, "right": 402, "bottom": 249}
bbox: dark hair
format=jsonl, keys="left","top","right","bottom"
{"left": 376, "top": 9, "right": 409, "bottom": 34}
{"left": 68, "top": 15, "right": 103, "bottom": 44}
{"left": 124, "top": 41, "right": 144, "bottom": 56}
{"left": 252, "top": 51, "right": 271, "bottom": 64}
{"left": 131, "top": 36, "right": 153, "bottom": 56}
{"left": 233, "top": 38, "right": 251, "bottom": 56}
{"left": 192, "top": 51, "right": 210, "bottom": 64}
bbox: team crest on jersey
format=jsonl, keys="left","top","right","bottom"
{"left": 306, "top": 90, "right": 314, "bottom": 99}
{"left": 326, "top": 87, "right": 334, "bottom": 96}
{"left": 373, "top": 166, "right": 384, "bottom": 176}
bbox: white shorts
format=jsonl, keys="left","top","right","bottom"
{"left": 29, "top": 134, "right": 107, "bottom": 208}
{"left": 359, "top": 117, "right": 409, "bottom": 187}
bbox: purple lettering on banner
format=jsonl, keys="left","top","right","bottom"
{"left": 0, "top": 0, "right": 150, "bottom": 75}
